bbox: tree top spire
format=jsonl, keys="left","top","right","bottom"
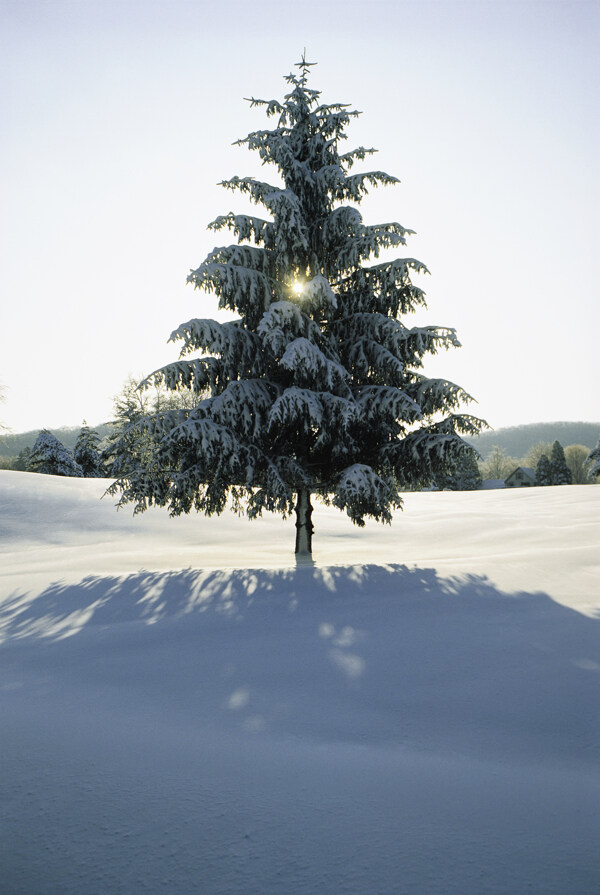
{"left": 295, "top": 50, "right": 317, "bottom": 84}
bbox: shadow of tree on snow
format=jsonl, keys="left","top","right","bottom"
{"left": 2, "top": 564, "right": 599, "bottom": 763}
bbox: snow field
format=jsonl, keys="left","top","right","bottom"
{"left": 1, "top": 471, "right": 599, "bottom": 894}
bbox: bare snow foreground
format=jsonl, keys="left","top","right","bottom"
{"left": 1, "top": 471, "right": 599, "bottom": 894}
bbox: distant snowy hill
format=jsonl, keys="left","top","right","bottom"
{"left": 1, "top": 471, "right": 599, "bottom": 894}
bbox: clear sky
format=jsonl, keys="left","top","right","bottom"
{"left": 1, "top": 0, "right": 598, "bottom": 434}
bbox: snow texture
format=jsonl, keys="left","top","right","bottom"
{"left": 1, "top": 470, "right": 599, "bottom": 894}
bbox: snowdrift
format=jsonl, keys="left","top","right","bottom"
{"left": 1, "top": 470, "right": 599, "bottom": 894}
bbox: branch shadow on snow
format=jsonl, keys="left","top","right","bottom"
{"left": 2, "top": 564, "right": 599, "bottom": 763}
{"left": 2, "top": 563, "right": 599, "bottom": 642}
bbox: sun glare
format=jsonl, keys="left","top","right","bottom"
{"left": 291, "top": 281, "right": 304, "bottom": 296}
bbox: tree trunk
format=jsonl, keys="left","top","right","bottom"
{"left": 294, "top": 488, "right": 314, "bottom": 560}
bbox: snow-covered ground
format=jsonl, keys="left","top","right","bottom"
{"left": 1, "top": 469, "right": 599, "bottom": 894}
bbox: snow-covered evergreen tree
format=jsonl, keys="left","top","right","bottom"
{"left": 535, "top": 453, "right": 552, "bottom": 486}
{"left": 586, "top": 436, "right": 600, "bottom": 480}
{"left": 74, "top": 425, "right": 104, "bottom": 477}
{"left": 110, "top": 58, "right": 486, "bottom": 558}
{"left": 28, "top": 430, "right": 83, "bottom": 477}
{"left": 549, "top": 440, "right": 572, "bottom": 485}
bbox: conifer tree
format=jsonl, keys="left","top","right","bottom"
{"left": 455, "top": 450, "right": 482, "bottom": 490}
{"left": 29, "top": 430, "right": 83, "bottom": 477}
{"left": 586, "top": 436, "right": 600, "bottom": 480}
{"left": 74, "top": 425, "right": 104, "bottom": 477}
{"left": 535, "top": 453, "right": 552, "bottom": 486}
{"left": 105, "top": 377, "right": 198, "bottom": 477}
{"left": 14, "top": 447, "right": 32, "bottom": 471}
{"left": 436, "top": 448, "right": 481, "bottom": 490}
{"left": 110, "top": 58, "right": 486, "bottom": 558}
{"left": 549, "top": 440, "right": 572, "bottom": 485}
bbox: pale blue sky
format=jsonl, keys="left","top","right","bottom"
{"left": 1, "top": 0, "right": 598, "bottom": 433}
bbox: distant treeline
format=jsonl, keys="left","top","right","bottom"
{"left": 2, "top": 420, "right": 599, "bottom": 464}
{"left": 465, "top": 422, "right": 599, "bottom": 460}
{"left": 0, "top": 424, "right": 114, "bottom": 457}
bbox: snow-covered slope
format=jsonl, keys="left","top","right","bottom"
{"left": 1, "top": 471, "right": 599, "bottom": 894}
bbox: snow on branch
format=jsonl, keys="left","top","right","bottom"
{"left": 336, "top": 170, "right": 400, "bottom": 202}
{"left": 313, "top": 163, "right": 347, "bottom": 195}
{"left": 169, "top": 318, "right": 262, "bottom": 368}
{"left": 337, "top": 259, "right": 429, "bottom": 316}
{"left": 407, "top": 376, "right": 476, "bottom": 416}
{"left": 355, "top": 386, "right": 422, "bottom": 424}
{"left": 280, "top": 338, "right": 348, "bottom": 390}
{"left": 257, "top": 301, "right": 322, "bottom": 356}
{"left": 188, "top": 261, "right": 276, "bottom": 318}
{"left": 217, "top": 179, "right": 311, "bottom": 268}
{"left": 332, "top": 464, "right": 401, "bottom": 525}
{"left": 240, "top": 130, "right": 301, "bottom": 172}
{"left": 587, "top": 438, "right": 600, "bottom": 478}
{"left": 301, "top": 275, "right": 337, "bottom": 314}
{"left": 345, "top": 339, "right": 405, "bottom": 384}
{"left": 335, "top": 315, "right": 461, "bottom": 369}
{"left": 268, "top": 387, "right": 357, "bottom": 436}
{"left": 210, "top": 380, "right": 277, "bottom": 440}
{"left": 196, "top": 244, "right": 270, "bottom": 273}
{"left": 143, "top": 357, "right": 223, "bottom": 395}
{"left": 380, "top": 415, "right": 488, "bottom": 485}
{"left": 336, "top": 223, "right": 416, "bottom": 271}
{"left": 269, "top": 386, "right": 325, "bottom": 431}
{"left": 312, "top": 105, "right": 362, "bottom": 139}
{"left": 243, "top": 97, "right": 285, "bottom": 117}
{"left": 208, "top": 214, "right": 275, "bottom": 248}
{"left": 164, "top": 416, "right": 245, "bottom": 466}
{"left": 339, "top": 146, "right": 378, "bottom": 168}
{"left": 219, "top": 177, "right": 301, "bottom": 219}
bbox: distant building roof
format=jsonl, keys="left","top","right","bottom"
{"left": 504, "top": 467, "right": 536, "bottom": 487}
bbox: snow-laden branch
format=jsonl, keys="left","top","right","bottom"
{"left": 257, "top": 301, "right": 322, "bottom": 356}
{"left": 280, "top": 338, "right": 348, "bottom": 391}
{"left": 268, "top": 387, "right": 358, "bottom": 437}
{"left": 208, "top": 214, "right": 275, "bottom": 248}
{"left": 345, "top": 339, "right": 405, "bottom": 384}
{"left": 336, "top": 258, "right": 429, "bottom": 316}
{"left": 380, "top": 414, "right": 488, "bottom": 486}
{"left": 331, "top": 464, "right": 401, "bottom": 525}
{"left": 355, "top": 386, "right": 422, "bottom": 424}
{"left": 208, "top": 380, "right": 277, "bottom": 440}
{"left": 335, "top": 314, "right": 461, "bottom": 369}
{"left": 406, "top": 376, "right": 476, "bottom": 416}
{"left": 143, "top": 357, "right": 222, "bottom": 394}
{"left": 168, "top": 318, "right": 264, "bottom": 379}
{"left": 301, "top": 275, "right": 338, "bottom": 314}
{"left": 188, "top": 261, "right": 276, "bottom": 319}
{"left": 334, "top": 170, "right": 399, "bottom": 202}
